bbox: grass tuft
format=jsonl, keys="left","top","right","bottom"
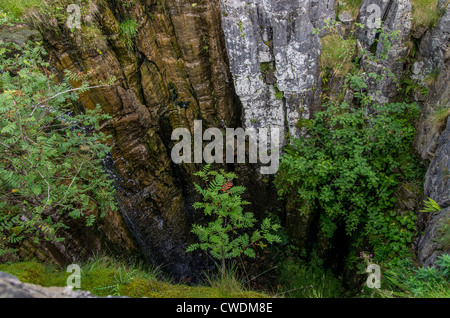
{"left": 119, "top": 17, "right": 139, "bottom": 52}
{"left": 0, "top": 0, "right": 42, "bottom": 20}
{"left": 430, "top": 106, "right": 450, "bottom": 130}
{"left": 320, "top": 33, "right": 357, "bottom": 76}
{"left": 336, "top": 0, "right": 362, "bottom": 19}
{"left": 410, "top": 0, "right": 442, "bottom": 29}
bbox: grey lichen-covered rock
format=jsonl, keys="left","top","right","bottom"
{"left": 413, "top": 4, "right": 450, "bottom": 161}
{"left": 411, "top": 2, "right": 450, "bottom": 84}
{"left": 0, "top": 24, "right": 41, "bottom": 45}
{"left": 414, "top": 58, "right": 450, "bottom": 161}
{"left": 357, "top": 0, "right": 412, "bottom": 103}
{"left": 0, "top": 272, "right": 96, "bottom": 298}
{"left": 417, "top": 117, "right": 450, "bottom": 266}
{"left": 417, "top": 207, "right": 450, "bottom": 267}
{"left": 309, "top": 0, "right": 336, "bottom": 32}
{"left": 423, "top": 117, "right": 450, "bottom": 209}
{"left": 219, "top": 0, "right": 325, "bottom": 143}
{"left": 338, "top": 11, "right": 354, "bottom": 24}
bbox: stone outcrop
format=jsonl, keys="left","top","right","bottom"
{"left": 413, "top": 3, "right": 450, "bottom": 161}
{"left": 0, "top": 272, "right": 96, "bottom": 298}
{"left": 219, "top": 0, "right": 325, "bottom": 143}
{"left": 357, "top": 0, "right": 413, "bottom": 103}
{"left": 417, "top": 117, "right": 450, "bottom": 266}
{"left": 411, "top": 0, "right": 450, "bottom": 86}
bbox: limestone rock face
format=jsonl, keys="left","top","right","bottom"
{"left": 423, "top": 119, "right": 450, "bottom": 208}
{"left": 219, "top": 0, "right": 325, "bottom": 143}
{"left": 357, "top": 0, "right": 412, "bottom": 103}
{"left": 411, "top": 1, "right": 450, "bottom": 85}
{"left": 413, "top": 4, "right": 450, "bottom": 161}
{"left": 412, "top": 4, "right": 450, "bottom": 267}
{"left": 417, "top": 207, "right": 450, "bottom": 267}
{"left": 417, "top": 118, "right": 450, "bottom": 266}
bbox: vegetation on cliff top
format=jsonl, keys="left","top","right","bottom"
{"left": 0, "top": 35, "right": 116, "bottom": 257}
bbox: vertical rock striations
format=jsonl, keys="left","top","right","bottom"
{"left": 32, "top": 0, "right": 237, "bottom": 279}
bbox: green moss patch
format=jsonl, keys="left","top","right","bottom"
{"left": 319, "top": 34, "right": 356, "bottom": 76}
{"left": 411, "top": 0, "right": 443, "bottom": 29}
{"left": 0, "top": 259, "right": 268, "bottom": 298}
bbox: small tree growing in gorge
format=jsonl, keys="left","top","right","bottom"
{"left": 186, "top": 165, "right": 281, "bottom": 277}
{"left": 0, "top": 40, "right": 117, "bottom": 256}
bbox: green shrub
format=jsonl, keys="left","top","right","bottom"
{"left": 276, "top": 71, "right": 424, "bottom": 263}
{"left": 0, "top": 40, "right": 116, "bottom": 256}
{"left": 275, "top": 86, "right": 422, "bottom": 260}
{"left": 276, "top": 23, "right": 425, "bottom": 264}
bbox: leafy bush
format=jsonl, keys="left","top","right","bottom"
{"left": 275, "top": 69, "right": 423, "bottom": 262}
{"left": 0, "top": 40, "right": 116, "bottom": 256}
{"left": 276, "top": 21, "right": 425, "bottom": 264}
